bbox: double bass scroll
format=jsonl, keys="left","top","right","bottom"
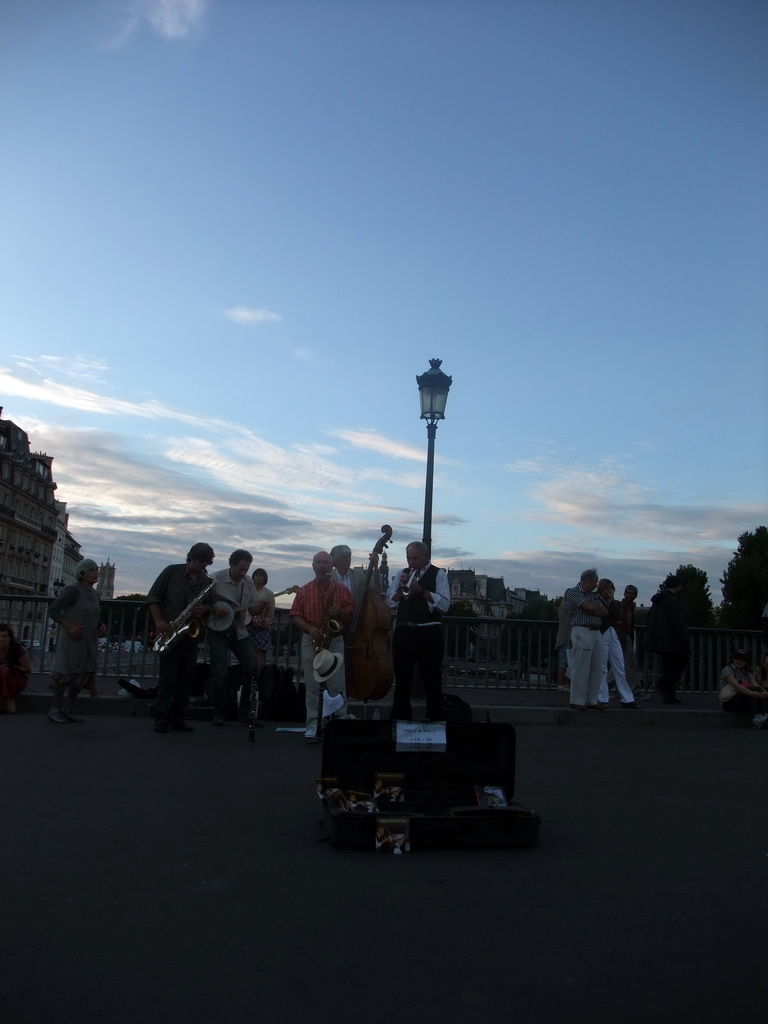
{"left": 345, "top": 525, "right": 395, "bottom": 701}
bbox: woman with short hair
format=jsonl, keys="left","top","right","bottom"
{"left": 47, "top": 558, "right": 106, "bottom": 724}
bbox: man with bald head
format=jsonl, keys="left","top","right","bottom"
{"left": 386, "top": 541, "right": 451, "bottom": 722}
{"left": 564, "top": 568, "right": 609, "bottom": 710}
{"left": 290, "top": 551, "right": 354, "bottom": 739}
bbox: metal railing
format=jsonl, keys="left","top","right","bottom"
{"left": 442, "top": 616, "right": 763, "bottom": 692}
{"left": 1, "top": 596, "right": 762, "bottom": 692}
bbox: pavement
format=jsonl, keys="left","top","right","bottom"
{"left": 2, "top": 680, "right": 767, "bottom": 1024}
{"left": 14, "top": 672, "right": 746, "bottom": 729}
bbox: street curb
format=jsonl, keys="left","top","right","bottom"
{"left": 9, "top": 693, "right": 750, "bottom": 729}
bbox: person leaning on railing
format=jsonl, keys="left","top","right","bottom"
{"left": 718, "top": 648, "right": 768, "bottom": 729}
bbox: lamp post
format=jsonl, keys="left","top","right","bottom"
{"left": 416, "top": 358, "right": 453, "bottom": 555}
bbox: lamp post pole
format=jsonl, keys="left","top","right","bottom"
{"left": 422, "top": 420, "right": 437, "bottom": 554}
{"left": 416, "top": 359, "right": 453, "bottom": 557}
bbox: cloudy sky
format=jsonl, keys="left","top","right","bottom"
{"left": 1, "top": 0, "right": 766, "bottom": 604}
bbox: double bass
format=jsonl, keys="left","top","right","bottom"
{"left": 345, "top": 525, "right": 394, "bottom": 701}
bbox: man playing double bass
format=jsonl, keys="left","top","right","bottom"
{"left": 386, "top": 541, "right": 450, "bottom": 722}
{"left": 330, "top": 544, "right": 380, "bottom": 608}
{"left": 290, "top": 551, "right": 354, "bottom": 739}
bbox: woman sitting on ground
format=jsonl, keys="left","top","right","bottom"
{"left": 718, "top": 648, "right": 768, "bottom": 725}
{"left": 0, "top": 623, "right": 32, "bottom": 714}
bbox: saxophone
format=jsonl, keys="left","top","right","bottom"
{"left": 152, "top": 579, "right": 217, "bottom": 654}
{"left": 313, "top": 576, "right": 343, "bottom": 653}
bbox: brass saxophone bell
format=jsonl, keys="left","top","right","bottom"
{"left": 188, "top": 618, "right": 204, "bottom": 640}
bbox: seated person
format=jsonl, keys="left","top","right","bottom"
{"left": 0, "top": 623, "right": 32, "bottom": 714}
{"left": 718, "top": 648, "right": 767, "bottom": 725}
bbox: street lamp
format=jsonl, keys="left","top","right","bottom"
{"left": 416, "top": 358, "right": 453, "bottom": 555}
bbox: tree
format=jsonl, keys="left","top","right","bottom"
{"left": 448, "top": 599, "right": 477, "bottom": 618}
{"left": 446, "top": 600, "right": 477, "bottom": 659}
{"left": 115, "top": 593, "right": 147, "bottom": 601}
{"left": 514, "top": 594, "right": 559, "bottom": 621}
{"left": 672, "top": 564, "right": 715, "bottom": 627}
{"left": 719, "top": 526, "right": 768, "bottom": 630}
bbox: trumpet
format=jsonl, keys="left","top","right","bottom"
{"left": 399, "top": 569, "right": 418, "bottom": 597}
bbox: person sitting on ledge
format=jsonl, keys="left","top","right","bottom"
{"left": 718, "top": 648, "right": 768, "bottom": 728}
{"left": 0, "top": 623, "right": 31, "bottom": 714}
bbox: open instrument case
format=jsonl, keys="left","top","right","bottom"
{"left": 318, "top": 719, "right": 540, "bottom": 851}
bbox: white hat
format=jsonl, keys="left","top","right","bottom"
{"left": 313, "top": 648, "right": 344, "bottom": 683}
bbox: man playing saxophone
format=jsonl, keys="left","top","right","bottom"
{"left": 147, "top": 542, "right": 215, "bottom": 734}
{"left": 290, "top": 551, "right": 354, "bottom": 739}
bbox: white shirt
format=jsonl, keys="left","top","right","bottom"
{"left": 213, "top": 568, "right": 258, "bottom": 640}
{"left": 385, "top": 563, "right": 451, "bottom": 615}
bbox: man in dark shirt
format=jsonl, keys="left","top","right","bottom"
{"left": 147, "top": 542, "right": 215, "bottom": 733}
{"left": 645, "top": 575, "right": 690, "bottom": 705}
{"left": 620, "top": 585, "right": 648, "bottom": 699}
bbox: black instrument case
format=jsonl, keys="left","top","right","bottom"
{"left": 318, "top": 719, "right": 540, "bottom": 851}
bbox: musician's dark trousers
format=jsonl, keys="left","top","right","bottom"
{"left": 391, "top": 624, "right": 443, "bottom": 721}
{"left": 155, "top": 637, "right": 199, "bottom": 724}
{"left": 207, "top": 632, "right": 257, "bottom": 718}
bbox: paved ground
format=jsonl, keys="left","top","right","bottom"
{"left": 17, "top": 672, "right": 739, "bottom": 729}
{"left": 2, "top": 709, "right": 767, "bottom": 1024}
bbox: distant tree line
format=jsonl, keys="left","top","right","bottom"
{"left": 448, "top": 525, "right": 768, "bottom": 630}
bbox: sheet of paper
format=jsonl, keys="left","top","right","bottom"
{"left": 394, "top": 720, "right": 447, "bottom": 752}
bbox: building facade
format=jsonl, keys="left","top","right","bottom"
{"left": 447, "top": 568, "right": 528, "bottom": 617}
{"left": 0, "top": 410, "right": 60, "bottom": 598}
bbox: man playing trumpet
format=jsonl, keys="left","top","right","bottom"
{"left": 290, "top": 551, "right": 354, "bottom": 739}
{"left": 386, "top": 541, "right": 450, "bottom": 722}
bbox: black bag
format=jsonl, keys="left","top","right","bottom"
{"left": 259, "top": 665, "right": 305, "bottom": 722}
{"left": 442, "top": 693, "right": 472, "bottom": 722}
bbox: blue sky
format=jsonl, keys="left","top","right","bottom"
{"left": 1, "top": 0, "right": 766, "bottom": 604}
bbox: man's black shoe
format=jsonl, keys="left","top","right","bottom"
{"left": 154, "top": 720, "right": 169, "bottom": 733}
{"left": 171, "top": 721, "right": 194, "bottom": 732}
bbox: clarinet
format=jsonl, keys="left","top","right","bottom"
{"left": 247, "top": 669, "right": 258, "bottom": 744}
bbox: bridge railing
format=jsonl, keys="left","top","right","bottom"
{"left": 1, "top": 596, "right": 761, "bottom": 693}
